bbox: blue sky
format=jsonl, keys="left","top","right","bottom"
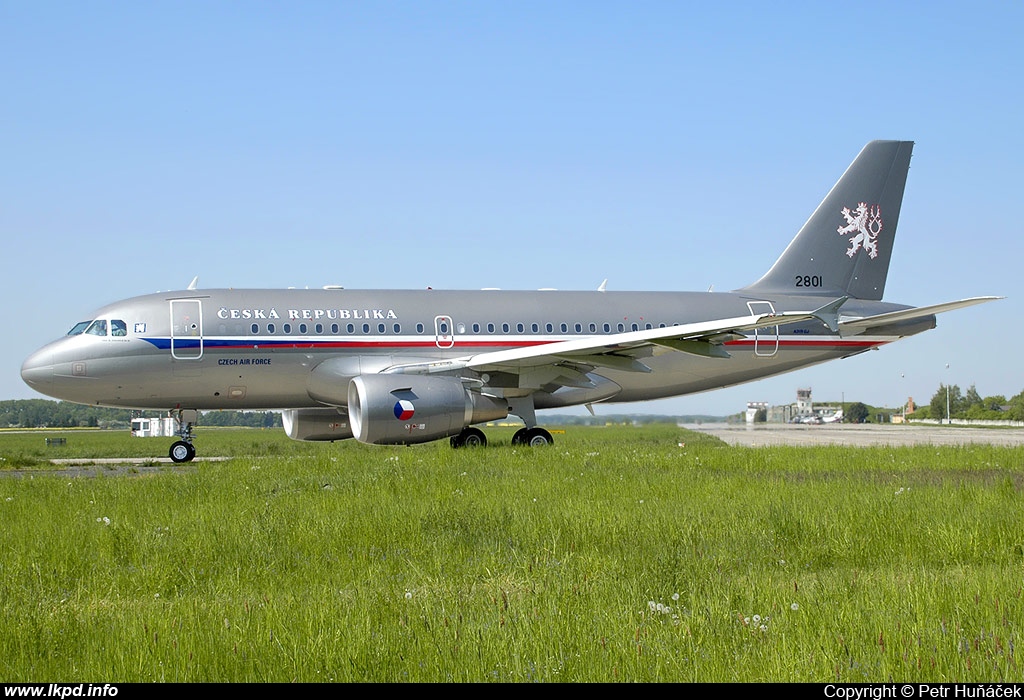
{"left": 3, "top": 1, "right": 1022, "bottom": 417}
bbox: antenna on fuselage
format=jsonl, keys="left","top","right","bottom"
{"left": 187, "top": 276, "right": 199, "bottom": 290}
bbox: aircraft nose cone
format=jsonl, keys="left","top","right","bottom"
{"left": 21, "top": 349, "right": 54, "bottom": 390}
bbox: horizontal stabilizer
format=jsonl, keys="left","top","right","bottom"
{"left": 839, "top": 296, "right": 1002, "bottom": 334}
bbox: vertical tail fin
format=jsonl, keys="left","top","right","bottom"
{"left": 739, "top": 140, "right": 914, "bottom": 301}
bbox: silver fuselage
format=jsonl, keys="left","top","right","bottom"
{"left": 21, "top": 287, "right": 930, "bottom": 412}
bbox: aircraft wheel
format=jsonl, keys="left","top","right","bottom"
{"left": 511, "top": 428, "right": 529, "bottom": 446}
{"left": 451, "top": 427, "right": 487, "bottom": 448}
{"left": 169, "top": 440, "right": 196, "bottom": 463}
{"left": 523, "top": 428, "right": 554, "bottom": 447}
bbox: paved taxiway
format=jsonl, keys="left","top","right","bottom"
{"left": 682, "top": 423, "right": 1024, "bottom": 447}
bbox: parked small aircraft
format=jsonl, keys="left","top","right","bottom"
{"left": 21, "top": 141, "right": 999, "bottom": 461}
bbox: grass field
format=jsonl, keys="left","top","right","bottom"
{"left": 0, "top": 424, "right": 1021, "bottom": 682}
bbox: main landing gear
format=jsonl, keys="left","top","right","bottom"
{"left": 168, "top": 409, "right": 198, "bottom": 463}
{"left": 449, "top": 425, "right": 555, "bottom": 448}
{"left": 512, "top": 427, "right": 554, "bottom": 447}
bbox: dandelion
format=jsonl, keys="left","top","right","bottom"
{"left": 96, "top": 517, "right": 110, "bottom": 526}
{"left": 671, "top": 593, "right": 680, "bottom": 601}
{"left": 404, "top": 591, "right": 413, "bottom": 600}
{"left": 791, "top": 603, "right": 799, "bottom": 611}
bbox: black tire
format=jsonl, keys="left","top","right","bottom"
{"left": 451, "top": 427, "right": 487, "bottom": 448}
{"left": 524, "top": 427, "right": 553, "bottom": 447}
{"left": 169, "top": 440, "right": 196, "bottom": 463}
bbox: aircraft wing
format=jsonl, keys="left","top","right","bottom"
{"left": 384, "top": 298, "right": 847, "bottom": 378}
{"left": 839, "top": 296, "right": 1002, "bottom": 335}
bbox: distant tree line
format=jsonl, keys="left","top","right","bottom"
{"left": 911, "top": 385, "right": 1024, "bottom": 422}
{"left": 840, "top": 385, "right": 1024, "bottom": 423}
{"left": 0, "top": 400, "right": 282, "bottom": 429}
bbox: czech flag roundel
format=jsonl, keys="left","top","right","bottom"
{"left": 393, "top": 399, "right": 415, "bottom": 421}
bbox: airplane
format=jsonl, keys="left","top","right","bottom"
{"left": 821, "top": 409, "right": 843, "bottom": 424}
{"left": 20, "top": 140, "right": 1000, "bottom": 462}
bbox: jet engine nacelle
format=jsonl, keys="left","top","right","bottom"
{"left": 349, "top": 374, "right": 508, "bottom": 445}
{"left": 282, "top": 407, "right": 354, "bottom": 442}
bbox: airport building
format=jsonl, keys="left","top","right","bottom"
{"left": 761, "top": 388, "right": 843, "bottom": 424}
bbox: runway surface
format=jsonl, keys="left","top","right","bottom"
{"left": 682, "top": 423, "right": 1024, "bottom": 447}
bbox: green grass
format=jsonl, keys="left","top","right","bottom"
{"left": 0, "top": 425, "right": 1021, "bottom": 682}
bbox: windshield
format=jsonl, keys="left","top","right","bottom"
{"left": 85, "top": 320, "right": 108, "bottom": 336}
{"left": 66, "top": 319, "right": 127, "bottom": 337}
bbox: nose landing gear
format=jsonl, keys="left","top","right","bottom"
{"left": 168, "top": 409, "right": 198, "bottom": 463}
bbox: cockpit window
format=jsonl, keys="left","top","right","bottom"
{"left": 69, "top": 319, "right": 128, "bottom": 337}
